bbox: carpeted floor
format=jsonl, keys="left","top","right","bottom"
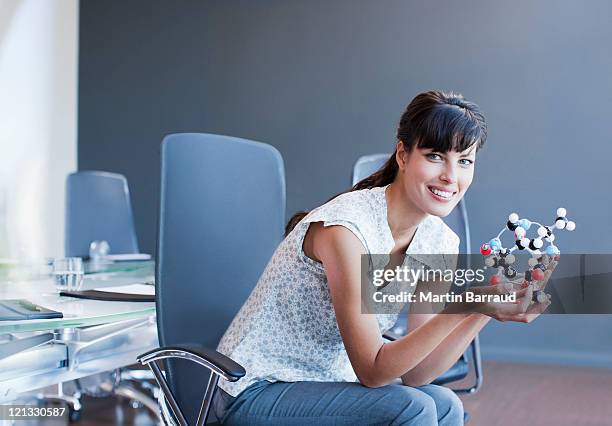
{"left": 458, "top": 361, "right": 612, "bottom": 426}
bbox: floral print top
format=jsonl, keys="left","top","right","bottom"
{"left": 217, "top": 185, "right": 459, "bottom": 397}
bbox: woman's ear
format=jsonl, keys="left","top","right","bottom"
{"left": 395, "top": 141, "right": 407, "bottom": 171}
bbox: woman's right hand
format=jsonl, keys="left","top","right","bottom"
{"left": 467, "top": 284, "right": 550, "bottom": 323}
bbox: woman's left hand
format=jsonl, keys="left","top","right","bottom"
{"left": 494, "top": 258, "right": 558, "bottom": 323}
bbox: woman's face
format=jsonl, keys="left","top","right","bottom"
{"left": 395, "top": 141, "right": 477, "bottom": 218}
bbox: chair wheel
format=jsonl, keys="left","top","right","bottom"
{"left": 68, "top": 406, "right": 82, "bottom": 423}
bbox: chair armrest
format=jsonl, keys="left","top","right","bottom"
{"left": 137, "top": 344, "right": 246, "bottom": 382}
{"left": 382, "top": 331, "right": 399, "bottom": 342}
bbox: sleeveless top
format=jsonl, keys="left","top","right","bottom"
{"left": 216, "top": 185, "right": 460, "bottom": 397}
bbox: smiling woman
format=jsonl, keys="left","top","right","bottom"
{"left": 212, "top": 91, "right": 544, "bottom": 426}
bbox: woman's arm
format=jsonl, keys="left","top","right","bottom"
{"left": 399, "top": 275, "right": 490, "bottom": 386}
{"left": 310, "top": 223, "right": 471, "bottom": 388}
{"left": 308, "top": 222, "right": 539, "bottom": 388}
{"left": 400, "top": 312, "right": 489, "bottom": 386}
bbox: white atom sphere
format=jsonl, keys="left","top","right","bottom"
{"left": 555, "top": 219, "right": 566, "bottom": 229}
{"left": 509, "top": 213, "right": 519, "bottom": 223}
{"left": 557, "top": 207, "right": 567, "bottom": 217}
{"left": 538, "top": 226, "right": 547, "bottom": 237}
{"left": 547, "top": 234, "right": 555, "bottom": 242}
{"left": 485, "top": 257, "right": 495, "bottom": 267}
{"left": 533, "top": 238, "right": 543, "bottom": 248}
{"left": 537, "top": 292, "right": 548, "bottom": 304}
{"left": 566, "top": 221, "right": 576, "bottom": 231}
{"left": 506, "top": 254, "right": 516, "bottom": 264}
{"left": 528, "top": 258, "right": 538, "bottom": 267}
{"left": 521, "top": 237, "right": 530, "bottom": 247}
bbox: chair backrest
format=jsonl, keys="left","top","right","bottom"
{"left": 65, "top": 171, "right": 140, "bottom": 257}
{"left": 351, "top": 153, "right": 391, "bottom": 188}
{"left": 157, "top": 133, "right": 285, "bottom": 424}
{"left": 352, "top": 153, "right": 471, "bottom": 254}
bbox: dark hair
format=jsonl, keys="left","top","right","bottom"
{"left": 285, "top": 90, "right": 487, "bottom": 236}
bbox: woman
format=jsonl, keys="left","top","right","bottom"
{"left": 214, "top": 90, "right": 551, "bottom": 425}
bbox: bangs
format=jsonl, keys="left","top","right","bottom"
{"left": 413, "top": 104, "right": 487, "bottom": 153}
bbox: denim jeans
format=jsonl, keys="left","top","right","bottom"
{"left": 213, "top": 380, "right": 463, "bottom": 425}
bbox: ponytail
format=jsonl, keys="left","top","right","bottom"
{"left": 284, "top": 151, "right": 399, "bottom": 236}
{"left": 284, "top": 210, "right": 310, "bottom": 236}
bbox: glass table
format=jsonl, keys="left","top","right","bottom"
{"left": 0, "top": 261, "right": 158, "bottom": 411}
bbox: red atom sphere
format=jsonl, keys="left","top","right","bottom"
{"left": 489, "top": 275, "right": 501, "bottom": 285}
{"left": 480, "top": 244, "right": 492, "bottom": 256}
{"left": 531, "top": 269, "right": 545, "bottom": 281}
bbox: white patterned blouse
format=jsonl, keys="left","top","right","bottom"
{"left": 217, "top": 185, "right": 459, "bottom": 397}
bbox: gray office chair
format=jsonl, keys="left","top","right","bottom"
{"left": 63, "top": 170, "right": 158, "bottom": 420}
{"left": 138, "top": 133, "right": 286, "bottom": 425}
{"left": 353, "top": 153, "right": 483, "bottom": 394}
{"left": 65, "top": 171, "right": 140, "bottom": 257}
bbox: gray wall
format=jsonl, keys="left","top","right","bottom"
{"left": 79, "top": 0, "right": 612, "bottom": 367}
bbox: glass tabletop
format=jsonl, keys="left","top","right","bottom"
{"left": 0, "top": 261, "right": 156, "bottom": 334}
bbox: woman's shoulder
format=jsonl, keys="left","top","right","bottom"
{"left": 417, "top": 215, "right": 460, "bottom": 254}
{"left": 305, "top": 187, "right": 384, "bottom": 222}
{"left": 299, "top": 187, "right": 386, "bottom": 251}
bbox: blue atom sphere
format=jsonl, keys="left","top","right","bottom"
{"left": 518, "top": 219, "right": 532, "bottom": 230}
{"left": 489, "top": 238, "right": 502, "bottom": 250}
{"left": 545, "top": 245, "right": 560, "bottom": 256}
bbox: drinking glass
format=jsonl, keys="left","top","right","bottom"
{"left": 53, "top": 257, "right": 84, "bottom": 292}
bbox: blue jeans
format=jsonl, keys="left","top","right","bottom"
{"left": 213, "top": 380, "right": 463, "bottom": 425}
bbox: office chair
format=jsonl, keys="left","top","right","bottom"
{"left": 352, "top": 153, "right": 483, "bottom": 394}
{"left": 64, "top": 170, "right": 158, "bottom": 420}
{"left": 65, "top": 171, "right": 140, "bottom": 257}
{"left": 138, "top": 133, "right": 286, "bottom": 425}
